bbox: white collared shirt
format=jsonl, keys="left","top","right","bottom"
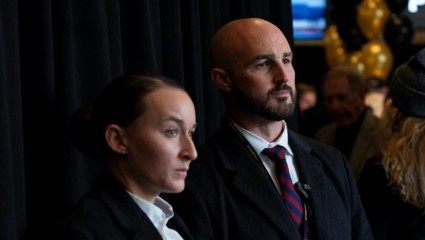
{"left": 128, "top": 192, "right": 184, "bottom": 240}
{"left": 233, "top": 120, "right": 299, "bottom": 195}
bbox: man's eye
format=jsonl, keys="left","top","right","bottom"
{"left": 255, "top": 60, "right": 270, "bottom": 69}
{"left": 283, "top": 58, "right": 292, "bottom": 64}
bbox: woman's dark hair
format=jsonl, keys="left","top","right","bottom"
{"left": 69, "top": 74, "right": 185, "bottom": 160}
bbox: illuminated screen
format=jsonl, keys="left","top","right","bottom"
{"left": 406, "top": 0, "right": 425, "bottom": 29}
{"left": 292, "top": 0, "right": 327, "bottom": 40}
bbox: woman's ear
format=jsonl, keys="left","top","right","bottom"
{"left": 105, "top": 124, "right": 127, "bottom": 155}
{"left": 211, "top": 68, "right": 232, "bottom": 92}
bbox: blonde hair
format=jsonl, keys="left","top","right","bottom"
{"left": 381, "top": 102, "right": 425, "bottom": 209}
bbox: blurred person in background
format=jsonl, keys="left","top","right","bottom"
{"left": 297, "top": 82, "right": 330, "bottom": 138}
{"left": 315, "top": 65, "right": 385, "bottom": 180}
{"left": 297, "top": 82, "right": 318, "bottom": 115}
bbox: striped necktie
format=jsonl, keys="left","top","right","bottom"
{"left": 262, "top": 145, "right": 309, "bottom": 238}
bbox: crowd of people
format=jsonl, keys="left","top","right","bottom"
{"left": 52, "top": 17, "right": 425, "bottom": 240}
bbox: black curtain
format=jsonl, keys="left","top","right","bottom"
{"left": 0, "top": 0, "right": 295, "bottom": 239}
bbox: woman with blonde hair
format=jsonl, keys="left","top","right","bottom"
{"left": 358, "top": 47, "right": 425, "bottom": 240}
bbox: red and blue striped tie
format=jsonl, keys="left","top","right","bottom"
{"left": 262, "top": 145, "right": 309, "bottom": 238}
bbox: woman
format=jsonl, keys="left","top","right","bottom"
{"left": 358, "top": 48, "right": 425, "bottom": 240}
{"left": 53, "top": 74, "right": 197, "bottom": 239}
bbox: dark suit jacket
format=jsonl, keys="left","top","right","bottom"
{"left": 51, "top": 171, "right": 193, "bottom": 240}
{"left": 315, "top": 108, "right": 385, "bottom": 180}
{"left": 169, "top": 118, "right": 373, "bottom": 240}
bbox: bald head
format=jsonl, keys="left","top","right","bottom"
{"left": 209, "top": 18, "right": 290, "bottom": 69}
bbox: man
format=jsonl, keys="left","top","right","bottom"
{"left": 315, "top": 66, "right": 385, "bottom": 180}
{"left": 169, "top": 18, "right": 373, "bottom": 240}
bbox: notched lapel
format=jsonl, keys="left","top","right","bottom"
{"left": 289, "top": 133, "right": 332, "bottom": 239}
{"left": 215, "top": 129, "right": 301, "bottom": 239}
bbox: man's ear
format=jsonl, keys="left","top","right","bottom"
{"left": 211, "top": 68, "right": 232, "bottom": 92}
{"left": 105, "top": 124, "right": 127, "bottom": 155}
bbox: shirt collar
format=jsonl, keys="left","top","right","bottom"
{"left": 127, "top": 191, "right": 174, "bottom": 225}
{"left": 232, "top": 120, "right": 293, "bottom": 157}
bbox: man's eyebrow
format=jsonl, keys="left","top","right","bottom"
{"left": 252, "top": 54, "right": 273, "bottom": 61}
{"left": 249, "top": 52, "right": 293, "bottom": 65}
{"left": 283, "top": 52, "right": 293, "bottom": 58}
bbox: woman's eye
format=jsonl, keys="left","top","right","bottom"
{"left": 164, "top": 129, "right": 178, "bottom": 137}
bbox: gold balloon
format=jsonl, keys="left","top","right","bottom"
{"left": 345, "top": 51, "right": 365, "bottom": 78}
{"left": 357, "top": 0, "right": 390, "bottom": 40}
{"left": 323, "top": 25, "right": 344, "bottom": 49}
{"left": 323, "top": 25, "right": 346, "bottom": 68}
{"left": 326, "top": 46, "right": 346, "bottom": 68}
{"left": 361, "top": 40, "right": 393, "bottom": 80}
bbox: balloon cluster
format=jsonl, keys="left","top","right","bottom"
{"left": 324, "top": 0, "right": 413, "bottom": 82}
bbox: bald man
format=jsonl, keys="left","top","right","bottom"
{"left": 169, "top": 18, "right": 373, "bottom": 240}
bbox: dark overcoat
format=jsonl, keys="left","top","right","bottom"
{"left": 51, "top": 172, "right": 193, "bottom": 240}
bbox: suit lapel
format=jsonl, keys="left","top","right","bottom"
{"left": 289, "top": 132, "right": 332, "bottom": 240}
{"left": 94, "top": 172, "right": 164, "bottom": 240}
{"left": 214, "top": 121, "right": 301, "bottom": 239}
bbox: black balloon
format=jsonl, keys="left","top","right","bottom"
{"left": 331, "top": 21, "right": 367, "bottom": 52}
{"left": 384, "top": 13, "right": 414, "bottom": 71}
{"left": 384, "top": 14, "right": 414, "bottom": 50}
{"left": 327, "top": 0, "right": 366, "bottom": 52}
{"left": 385, "top": 0, "right": 409, "bottom": 15}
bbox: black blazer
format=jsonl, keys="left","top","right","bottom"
{"left": 169, "top": 118, "right": 373, "bottom": 240}
{"left": 51, "top": 171, "right": 193, "bottom": 240}
{"left": 358, "top": 154, "right": 425, "bottom": 240}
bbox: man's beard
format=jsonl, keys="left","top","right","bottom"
{"left": 232, "top": 84, "right": 296, "bottom": 121}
